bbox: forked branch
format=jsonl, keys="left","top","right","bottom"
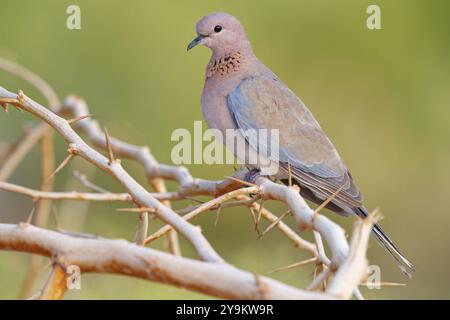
{"left": 0, "top": 79, "right": 378, "bottom": 300}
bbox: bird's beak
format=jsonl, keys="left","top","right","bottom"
{"left": 187, "top": 34, "right": 205, "bottom": 51}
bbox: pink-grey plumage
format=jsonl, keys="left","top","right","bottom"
{"left": 188, "top": 12, "right": 414, "bottom": 276}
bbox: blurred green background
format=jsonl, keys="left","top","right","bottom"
{"left": 1, "top": 0, "right": 449, "bottom": 299}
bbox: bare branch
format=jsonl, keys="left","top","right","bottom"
{"left": 0, "top": 87, "right": 223, "bottom": 263}
{"left": 0, "top": 76, "right": 381, "bottom": 299}
{"left": 244, "top": 195, "right": 317, "bottom": 254}
{"left": 0, "top": 181, "right": 192, "bottom": 202}
{"left": 145, "top": 186, "right": 259, "bottom": 244}
{"left": 0, "top": 223, "right": 331, "bottom": 300}
{"left": 255, "top": 177, "right": 349, "bottom": 268}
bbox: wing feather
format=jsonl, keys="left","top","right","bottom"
{"left": 227, "top": 75, "right": 362, "bottom": 208}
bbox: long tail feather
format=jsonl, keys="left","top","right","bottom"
{"left": 355, "top": 207, "right": 415, "bottom": 278}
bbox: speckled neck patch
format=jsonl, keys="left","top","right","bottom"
{"left": 207, "top": 51, "right": 244, "bottom": 78}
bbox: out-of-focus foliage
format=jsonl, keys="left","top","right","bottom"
{"left": 0, "top": 0, "right": 449, "bottom": 299}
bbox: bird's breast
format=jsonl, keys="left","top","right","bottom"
{"left": 201, "top": 76, "right": 242, "bottom": 134}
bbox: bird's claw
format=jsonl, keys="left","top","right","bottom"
{"left": 244, "top": 168, "right": 261, "bottom": 184}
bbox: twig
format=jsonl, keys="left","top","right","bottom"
{"left": 171, "top": 194, "right": 317, "bottom": 254}
{"left": 245, "top": 196, "right": 317, "bottom": 254}
{"left": 145, "top": 186, "right": 259, "bottom": 244}
{"left": 0, "top": 181, "right": 185, "bottom": 202}
{"left": 360, "top": 282, "right": 406, "bottom": 288}
{"left": 73, "top": 170, "right": 111, "bottom": 193}
{"left": 255, "top": 177, "right": 349, "bottom": 267}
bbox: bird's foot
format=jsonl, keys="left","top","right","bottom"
{"left": 244, "top": 168, "right": 261, "bottom": 184}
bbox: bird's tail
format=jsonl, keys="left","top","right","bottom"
{"left": 355, "top": 207, "right": 415, "bottom": 278}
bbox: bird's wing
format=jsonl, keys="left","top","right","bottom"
{"left": 227, "top": 75, "right": 362, "bottom": 208}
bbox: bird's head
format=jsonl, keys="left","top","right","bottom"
{"left": 187, "top": 12, "right": 250, "bottom": 54}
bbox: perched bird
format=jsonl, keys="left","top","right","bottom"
{"left": 188, "top": 12, "right": 414, "bottom": 276}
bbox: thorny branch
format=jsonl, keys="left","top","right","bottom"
{"left": 0, "top": 215, "right": 376, "bottom": 300}
{"left": 0, "top": 59, "right": 382, "bottom": 299}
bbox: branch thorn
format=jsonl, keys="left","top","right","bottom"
{"left": 103, "top": 127, "right": 115, "bottom": 164}
{"left": 68, "top": 114, "right": 92, "bottom": 124}
{"left": 257, "top": 209, "right": 291, "bottom": 239}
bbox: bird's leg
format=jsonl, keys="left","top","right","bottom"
{"left": 243, "top": 168, "right": 261, "bottom": 184}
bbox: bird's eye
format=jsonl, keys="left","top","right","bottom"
{"left": 214, "top": 25, "right": 222, "bottom": 33}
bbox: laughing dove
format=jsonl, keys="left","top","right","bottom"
{"left": 188, "top": 12, "right": 414, "bottom": 275}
